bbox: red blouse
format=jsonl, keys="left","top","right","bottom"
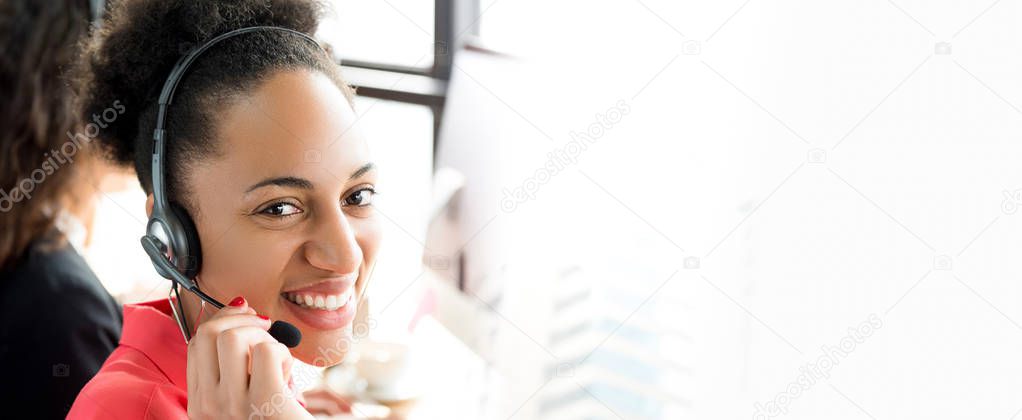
{"left": 68, "top": 299, "right": 306, "bottom": 419}
{"left": 68, "top": 299, "right": 189, "bottom": 418}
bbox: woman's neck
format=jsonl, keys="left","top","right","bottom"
{"left": 176, "top": 288, "right": 209, "bottom": 338}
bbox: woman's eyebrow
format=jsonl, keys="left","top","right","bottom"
{"left": 245, "top": 176, "right": 313, "bottom": 193}
{"left": 244, "top": 163, "right": 374, "bottom": 193}
{"left": 349, "top": 162, "right": 375, "bottom": 180}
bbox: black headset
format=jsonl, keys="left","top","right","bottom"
{"left": 139, "top": 26, "right": 323, "bottom": 347}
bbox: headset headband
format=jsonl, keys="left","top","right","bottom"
{"left": 90, "top": 0, "right": 105, "bottom": 24}
{"left": 151, "top": 26, "right": 323, "bottom": 209}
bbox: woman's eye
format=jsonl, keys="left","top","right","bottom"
{"left": 344, "top": 188, "right": 376, "bottom": 207}
{"left": 260, "top": 202, "right": 302, "bottom": 217}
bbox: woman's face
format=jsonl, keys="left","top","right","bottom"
{"left": 182, "top": 70, "right": 380, "bottom": 365}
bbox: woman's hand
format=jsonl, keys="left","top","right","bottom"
{"left": 186, "top": 296, "right": 311, "bottom": 419}
{"left": 302, "top": 388, "right": 353, "bottom": 416}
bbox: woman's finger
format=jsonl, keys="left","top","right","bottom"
{"left": 215, "top": 325, "right": 277, "bottom": 394}
{"left": 248, "top": 341, "right": 292, "bottom": 403}
{"left": 189, "top": 298, "right": 267, "bottom": 385}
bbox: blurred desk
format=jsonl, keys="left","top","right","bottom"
{"left": 320, "top": 315, "right": 507, "bottom": 420}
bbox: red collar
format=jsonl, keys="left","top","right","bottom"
{"left": 118, "top": 298, "right": 189, "bottom": 392}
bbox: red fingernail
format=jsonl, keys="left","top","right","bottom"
{"left": 257, "top": 314, "right": 269, "bottom": 320}
{"left": 228, "top": 296, "right": 245, "bottom": 307}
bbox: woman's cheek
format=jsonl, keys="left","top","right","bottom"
{"left": 356, "top": 217, "right": 383, "bottom": 259}
{"left": 211, "top": 242, "right": 288, "bottom": 305}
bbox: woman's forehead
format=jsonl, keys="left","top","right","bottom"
{"left": 200, "top": 70, "right": 371, "bottom": 190}
{"left": 223, "top": 70, "right": 359, "bottom": 145}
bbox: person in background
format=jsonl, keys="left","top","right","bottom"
{"left": 0, "top": 1, "right": 122, "bottom": 418}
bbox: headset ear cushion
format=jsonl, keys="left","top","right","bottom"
{"left": 169, "top": 202, "right": 202, "bottom": 278}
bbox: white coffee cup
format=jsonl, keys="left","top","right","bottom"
{"left": 354, "top": 340, "right": 413, "bottom": 392}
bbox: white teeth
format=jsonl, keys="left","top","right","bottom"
{"left": 285, "top": 291, "right": 354, "bottom": 311}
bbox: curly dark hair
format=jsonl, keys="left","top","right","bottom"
{"left": 73, "top": 0, "right": 354, "bottom": 212}
{"left": 0, "top": 0, "right": 95, "bottom": 270}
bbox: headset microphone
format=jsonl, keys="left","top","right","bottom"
{"left": 141, "top": 236, "right": 302, "bottom": 348}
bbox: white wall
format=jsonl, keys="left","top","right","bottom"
{"left": 439, "top": 1, "right": 1022, "bottom": 418}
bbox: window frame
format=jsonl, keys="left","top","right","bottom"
{"left": 337, "top": 0, "right": 480, "bottom": 164}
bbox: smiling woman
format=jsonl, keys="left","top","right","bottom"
{"left": 67, "top": 0, "right": 381, "bottom": 418}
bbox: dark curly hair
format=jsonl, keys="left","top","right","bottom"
{"left": 0, "top": 0, "right": 95, "bottom": 270}
{"left": 74, "top": 0, "right": 354, "bottom": 212}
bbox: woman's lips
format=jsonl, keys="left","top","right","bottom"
{"left": 279, "top": 284, "right": 357, "bottom": 331}
{"left": 280, "top": 293, "right": 357, "bottom": 331}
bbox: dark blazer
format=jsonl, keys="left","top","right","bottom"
{"left": 0, "top": 231, "right": 122, "bottom": 419}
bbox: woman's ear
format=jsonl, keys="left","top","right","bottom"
{"left": 145, "top": 193, "right": 154, "bottom": 218}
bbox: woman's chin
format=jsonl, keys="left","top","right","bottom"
{"left": 291, "top": 326, "right": 354, "bottom": 367}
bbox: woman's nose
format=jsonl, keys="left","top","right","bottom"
{"left": 304, "top": 210, "right": 363, "bottom": 274}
